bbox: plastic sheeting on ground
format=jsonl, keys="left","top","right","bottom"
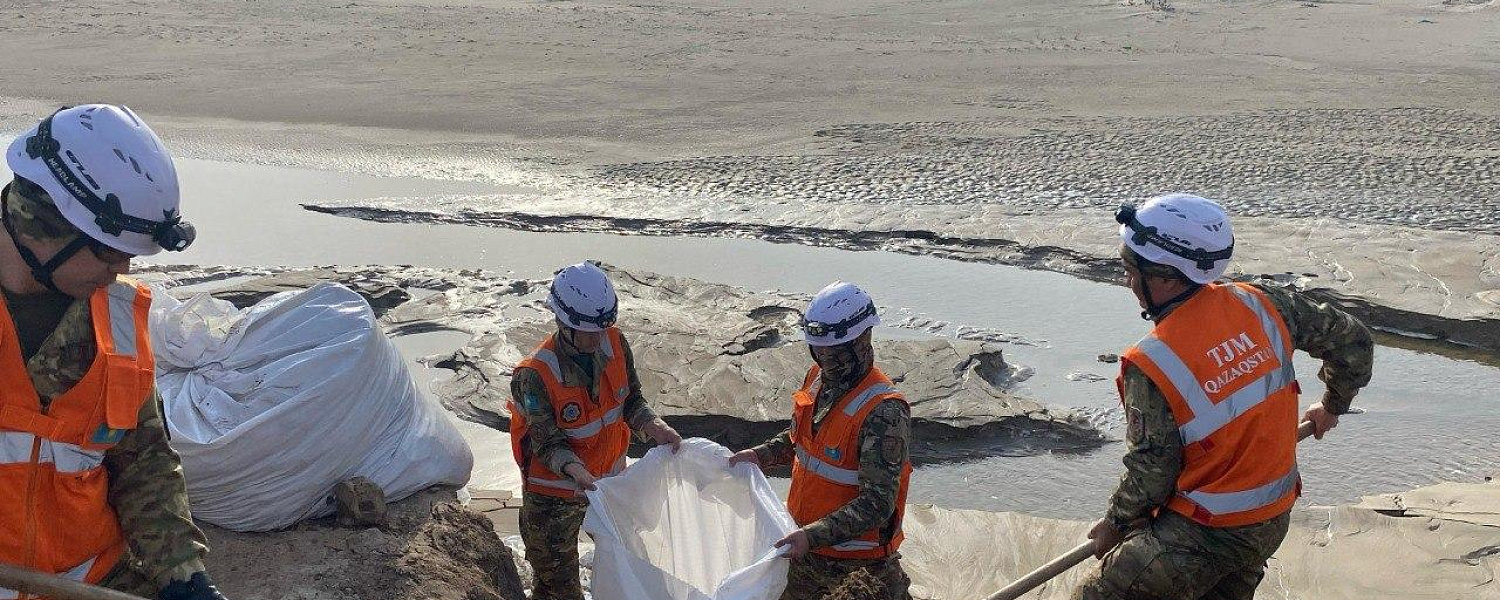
{"left": 583, "top": 439, "right": 797, "bottom": 600}
{"left": 152, "top": 283, "right": 473, "bottom": 531}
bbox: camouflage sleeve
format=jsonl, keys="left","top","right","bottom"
{"left": 1104, "top": 365, "right": 1183, "bottom": 527}
{"left": 750, "top": 429, "right": 795, "bottom": 467}
{"left": 803, "top": 399, "right": 909, "bottom": 550}
{"left": 103, "top": 389, "right": 209, "bottom": 588}
{"left": 510, "top": 367, "right": 584, "bottom": 475}
{"left": 1252, "top": 283, "right": 1375, "bottom": 414}
{"left": 617, "top": 333, "right": 660, "bottom": 431}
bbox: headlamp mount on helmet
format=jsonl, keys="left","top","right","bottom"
{"left": 800, "top": 301, "right": 877, "bottom": 341}
{"left": 25, "top": 108, "right": 195, "bottom": 252}
{"left": 548, "top": 284, "right": 618, "bottom": 330}
{"left": 1114, "top": 203, "right": 1231, "bottom": 273}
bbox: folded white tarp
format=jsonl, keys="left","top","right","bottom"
{"left": 152, "top": 283, "right": 473, "bottom": 531}
{"left": 584, "top": 439, "right": 797, "bottom": 600}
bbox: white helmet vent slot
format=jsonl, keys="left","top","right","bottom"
{"left": 119, "top": 106, "right": 143, "bottom": 127}
{"left": 6, "top": 103, "right": 185, "bottom": 255}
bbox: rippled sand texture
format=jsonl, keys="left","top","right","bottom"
{"left": 2, "top": 0, "right": 1496, "bottom": 353}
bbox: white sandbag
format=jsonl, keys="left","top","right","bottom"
{"left": 151, "top": 283, "right": 473, "bottom": 531}
{"left": 583, "top": 438, "right": 796, "bottom": 600}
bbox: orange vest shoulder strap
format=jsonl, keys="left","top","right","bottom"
{"left": 517, "top": 336, "right": 565, "bottom": 387}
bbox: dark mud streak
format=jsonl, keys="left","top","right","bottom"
{"left": 304, "top": 204, "right": 1500, "bottom": 360}
{"left": 435, "top": 369, "right": 1107, "bottom": 468}
{"left": 449, "top": 404, "right": 1107, "bottom": 468}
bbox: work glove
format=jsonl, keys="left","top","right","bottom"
{"left": 159, "top": 572, "right": 228, "bottom": 600}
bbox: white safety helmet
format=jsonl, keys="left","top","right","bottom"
{"left": 546, "top": 261, "right": 618, "bottom": 332}
{"left": 801, "top": 281, "right": 880, "bottom": 347}
{"left": 6, "top": 105, "right": 192, "bottom": 256}
{"left": 1115, "top": 193, "right": 1233, "bottom": 284}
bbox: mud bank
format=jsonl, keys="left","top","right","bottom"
{"left": 202, "top": 488, "right": 525, "bottom": 600}
{"left": 143, "top": 262, "right": 1500, "bottom": 518}
{"left": 307, "top": 196, "right": 1500, "bottom": 358}
{"left": 144, "top": 264, "right": 1102, "bottom": 465}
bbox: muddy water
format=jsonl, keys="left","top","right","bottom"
{"left": 125, "top": 159, "right": 1500, "bottom": 520}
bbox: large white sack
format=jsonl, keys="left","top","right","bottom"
{"left": 152, "top": 283, "right": 474, "bottom": 531}
{"left": 583, "top": 438, "right": 796, "bottom": 600}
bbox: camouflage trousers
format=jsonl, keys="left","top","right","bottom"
{"left": 780, "top": 552, "right": 911, "bottom": 600}
{"left": 1072, "top": 510, "right": 1292, "bottom": 600}
{"left": 97, "top": 554, "right": 162, "bottom": 598}
{"left": 520, "top": 491, "right": 591, "bottom": 600}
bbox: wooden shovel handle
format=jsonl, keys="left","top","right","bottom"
{"left": 984, "top": 420, "right": 1320, "bottom": 600}
{"left": 0, "top": 563, "right": 151, "bottom": 600}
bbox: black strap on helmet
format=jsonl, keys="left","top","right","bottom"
{"left": 1, "top": 186, "right": 91, "bottom": 294}
{"left": 25, "top": 108, "right": 195, "bottom": 252}
{"left": 549, "top": 284, "right": 618, "bottom": 330}
{"left": 1114, "top": 203, "right": 1232, "bottom": 272}
{"left": 800, "top": 301, "right": 877, "bottom": 340}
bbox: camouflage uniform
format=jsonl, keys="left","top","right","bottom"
{"left": 511, "top": 330, "right": 662, "bottom": 600}
{"left": 1074, "top": 282, "right": 1373, "bottom": 600}
{"left": 2, "top": 183, "right": 209, "bottom": 596}
{"left": 750, "top": 334, "right": 913, "bottom": 600}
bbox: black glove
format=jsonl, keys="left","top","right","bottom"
{"left": 159, "top": 572, "right": 228, "bottom": 600}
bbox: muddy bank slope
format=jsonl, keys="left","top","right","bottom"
{"left": 202, "top": 488, "right": 525, "bottom": 600}
{"left": 309, "top": 180, "right": 1500, "bottom": 357}
{"left": 147, "top": 264, "right": 1103, "bottom": 463}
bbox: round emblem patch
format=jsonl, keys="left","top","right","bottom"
{"left": 560, "top": 402, "right": 583, "bottom": 424}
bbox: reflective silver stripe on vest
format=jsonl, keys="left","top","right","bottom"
{"left": 1135, "top": 290, "right": 1297, "bottom": 445}
{"left": 842, "top": 383, "right": 898, "bottom": 416}
{"left": 0, "top": 432, "right": 106, "bottom": 473}
{"left": 529, "top": 331, "right": 622, "bottom": 384}
{"left": 0, "top": 431, "right": 34, "bottom": 463}
{"left": 528, "top": 455, "right": 627, "bottom": 491}
{"left": 41, "top": 440, "right": 107, "bottom": 473}
{"left": 794, "top": 446, "right": 859, "bottom": 486}
{"left": 830, "top": 540, "right": 881, "bottom": 551}
{"left": 1181, "top": 466, "right": 1300, "bottom": 516}
{"left": 0, "top": 555, "right": 97, "bottom": 598}
{"left": 1227, "top": 285, "right": 1296, "bottom": 387}
{"left": 527, "top": 476, "right": 581, "bottom": 492}
{"left": 529, "top": 348, "right": 565, "bottom": 383}
{"left": 105, "top": 282, "right": 140, "bottom": 358}
{"left": 807, "top": 377, "right": 823, "bottom": 399}
{"left": 563, "top": 404, "right": 625, "bottom": 440}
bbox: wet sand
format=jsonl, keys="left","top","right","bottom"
{"left": 1, "top": 1, "right": 1497, "bottom": 595}
{"left": 2, "top": 1, "right": 1496, "bottom": 352}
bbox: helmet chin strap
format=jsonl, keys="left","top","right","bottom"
{"left": 1, "top": 186, "right": 88, "bottom": 295}
{"left": 1133, "top": 252, "right": 1202, "bottom": 321}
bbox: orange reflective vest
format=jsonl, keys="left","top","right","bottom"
{"left": 508, "top": 328, "right": 632, "bottom": 498}
{"left": 1120, "top": 282, "right": 1302, "bottom": 528}
{"left": 0, "top": 279, "right": 155, "bottom": 599}
{"left": 787, "top": 365, "right": 911, "bottom": 560}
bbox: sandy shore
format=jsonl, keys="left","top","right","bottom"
{"left": 4, "top": 2, "right": 1499, "bottom": 596}
{"left": 2, "top": 1, "right": 1494, "bottom": 354}
{"left": 145, "top": 265, "right": 1500, "bottom": 599}
{"left": 0, "top": 0, "right": 1495, "bottom": 160}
